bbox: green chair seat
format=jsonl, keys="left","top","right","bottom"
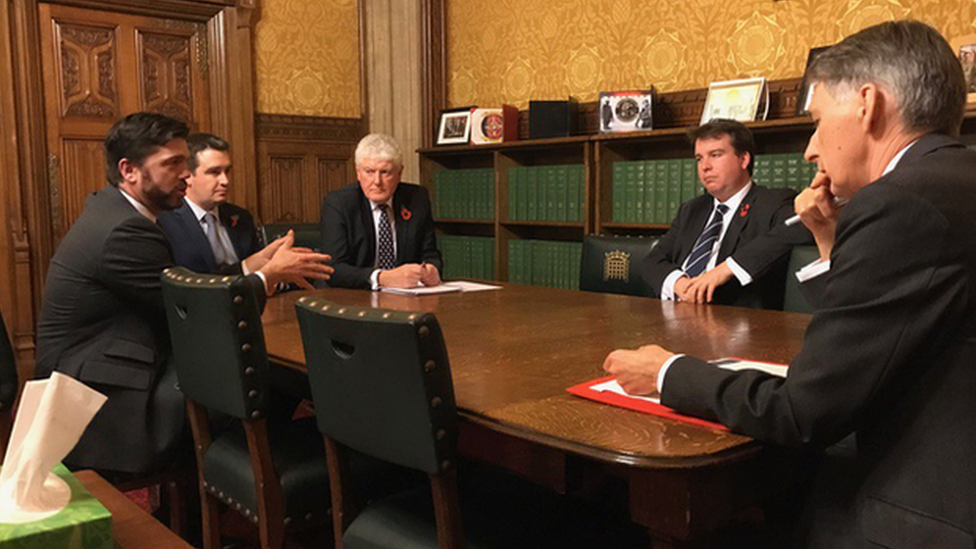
{"left": 202, "top": 417, "right": 330, "bottom": 528}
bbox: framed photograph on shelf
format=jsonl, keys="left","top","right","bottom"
{"left": 951, "top": 34, "right": 976, "bottom": 106}
{"left": 599, "top": 89, "right": 654, "bottom": 133}
{"left": 700, "top": 77, "right": 768, "bottom": 124}
{"left": 436, "top": 108, "right": 473, "bottom": 145}
{"left": 795, "top": 46, "right": 832, "bottom": 116}
{"left": 470, "top": 105, "right": 519, "bottom": 144}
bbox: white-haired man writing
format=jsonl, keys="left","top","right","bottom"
{"left": 320, "top": 133, "right": 443, "bottom": 289}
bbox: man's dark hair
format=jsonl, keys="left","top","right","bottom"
{"left": 687, "top": 119, "right": 756, "bottom": 175}
{"left": 186, "top": 133, "right": 230, "bottom": 172}
{"left": 808, "top": 20, "right": 966, "bottom": 137}
{"left": 104, "top": 112, "right": 189, "bottom": 186}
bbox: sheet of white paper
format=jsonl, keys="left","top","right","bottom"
{"left": 381, "top": 284, "right": 463, "bottom": 296}
{"left": 590, "top": 379, "right": 661, "bottom": 404}
{"left": 442, "top": 281, "right": 502, "bottom": 292}
{"left": 380, "top": 280, "right": 503, "bottom": 295}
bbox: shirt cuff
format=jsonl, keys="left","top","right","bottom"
{"left": 657, "top": 353, "right": 687, "bottom": 394}
{"left": 726, "top": 257, "right": 753, "bottom": 286}
{"left": 796, "top": 258, "right": 831, "bottom": 283}
{"left": 370, "top": 269, "right": 381, "bottom": 291}
{"left": 241, "top": 261, "right": 252, "bottom": 276}
{"left": 661, "top": 270, "right": 685, "bottom": 301}
{"left": 253, "top": 270, "right": 270, "bottom": 295}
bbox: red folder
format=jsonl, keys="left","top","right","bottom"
{"left": 566, "top": 375, "right": 729, "bottom": 432}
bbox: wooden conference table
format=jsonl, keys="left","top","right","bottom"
{"left": 261, "top": 283, "right": 811, "bottom": 549}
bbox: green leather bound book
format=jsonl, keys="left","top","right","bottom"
{"left": 567, "top": 166, "right": 580, "bottom": 223}
{"left": 655, "top": 160, "right": 669, "bottom": 224}
{"left": 668, "top": 159, "right": 682, "bottom": 223}
{"left": 612, "top": 163, "right": 625, "bottom": 222}
{"left": 643, "top": 160, "right": 656, "bottom": 224}
{"left": 682, "top": 159, "right": 697, "bottom": 209}
{"left": 0, "top": 463, "right": 113, "bottom": 549}
{"left": 633, "top": 161, "right": 645, "bottom": 224}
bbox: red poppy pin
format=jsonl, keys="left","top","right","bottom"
{"left": 401, "top": 206, "right": 412, "bottom": 221}
{"left": 230, "top": 214, "right": 240, "bottom": 228}
{"left": 739, "top": 203, "right": 750, "bottom": 218}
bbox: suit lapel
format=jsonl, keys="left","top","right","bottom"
{"left": 393, "top": 188, "right": 408, "bottom": 263}
{"left": 680, "top": 196, "right": 715, "bottom": 262}
{"left": 218, "top": 206, "right": 246, "bottom": 259}
{"left": 175, "top": 201, "right": 217, "bottom": 271}
{"left": 717, "top": 184, "right": 757, "bottom": 262}
{"left": 358, "top": 189, "right": 377, "bottom": 264}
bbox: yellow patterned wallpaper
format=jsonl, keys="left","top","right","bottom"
{"left": 254, "top": 0, "right": 361, "bottom": 117}
{"left": 447, "top": 0, "right": 976, "bottom": 108}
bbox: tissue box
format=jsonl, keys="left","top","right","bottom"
{"left": 0, "top": 464, "right": 112, "bottom": 549}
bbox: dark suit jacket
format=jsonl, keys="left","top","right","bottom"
{"left": 320, "top": 182, "right": 443, "bottom": 289}
{"left": 157, "top": 200, "right": 260, "bottom": 274}
{"left": 642, "top": 184, "right": 812, "bottom": 309}
{"left": 661, "top": 134, "right": 976, "bottom": 548}
{"left": 36, "top": 185, "right": 266, "bottom": 474}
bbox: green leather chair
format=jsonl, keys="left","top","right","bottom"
{"left": 295, "top": 299, "right": 648, "bottom": 549}
{"left": 579, "top": 235, "right": 660, "bottom": 297}
{"left": 260, "top": 222, "right": 321, "bottom": 252}
{"left": 161, "top": 267, "right": 330, "bottom": 549}
{"left": 783, "top": 245, "right": 821, "bottom": 313}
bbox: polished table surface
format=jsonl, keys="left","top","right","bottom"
{"left": 75, "top": 470, "right": 194, "bottom": 549}
{"left": 261, "top": 283, "right": 811, "bottom": 546}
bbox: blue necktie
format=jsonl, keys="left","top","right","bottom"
{"left": 683, "top": 204, "right": 729, "bottom": 278}
{"left": 377, "top": 205, "right": 396, "bottom": 270}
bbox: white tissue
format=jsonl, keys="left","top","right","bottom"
{"left": 0, "top": 372, "right": 107, "bottom": 523}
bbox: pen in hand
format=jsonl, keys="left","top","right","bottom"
{"left": 784, "top": 197, "right": 848, "bottom": 226}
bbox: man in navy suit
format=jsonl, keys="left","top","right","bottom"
{"left": 642, "top": 119, "right": 812, "bottom": 309}
{"left": 158, "top": 133, "right": 262, "bottom": 274}
{"left": 320, "top": 133, "right": 443, "bottom": 289}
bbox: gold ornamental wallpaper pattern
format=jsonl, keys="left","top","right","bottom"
{"left": 254, "top": 0, "right": 360, "bottom": 117}
{"left": 447, "top": 0, "right": 976, "bottom": 108}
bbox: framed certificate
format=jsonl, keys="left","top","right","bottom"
{"left": 700, "top": 77, "right": 768, "bottom": 125}
{"left": 951, "top": 34, "right": 976, "bottom": 106}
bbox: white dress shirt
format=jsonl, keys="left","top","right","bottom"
{"left": 660, "top": 182, "right": 754, "bottom": 300}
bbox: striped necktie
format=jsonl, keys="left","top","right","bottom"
{"left": 683, "top": 204, "right": 729, "bottom": 278}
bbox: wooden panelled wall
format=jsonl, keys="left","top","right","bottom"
{"left": 254, "top": 114, "right": 364, "bottom": 223}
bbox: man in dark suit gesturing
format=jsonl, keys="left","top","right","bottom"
{"left": 606, "top": 21, "right": 976, "bottom": 547}
{"left": 320, "top": 133, "right": 443, "bottom": 289}
{"left": 643, "top": 119, "right": 811, "bottom": 309}
{"left": 158, "top": 133, "right": 262, "bottom": 274}
{"left": 36, "top": 112, "right": 333, "bottom": 475}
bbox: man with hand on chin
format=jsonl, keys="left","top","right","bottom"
{"left": 320, "top": 133, "right": 443, "bottom": 289}
{"left": 605, "top": 21, "right": 976, "bottom": 547}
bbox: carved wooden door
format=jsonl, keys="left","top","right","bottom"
{"left": 38, "top": 3, "right": 211, "bottom": 241}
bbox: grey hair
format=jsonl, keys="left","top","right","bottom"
{"left": 807, "top": 20, "right": 966, "bottom": 137}
{"left": 355, "top": 133, "right": 403, "bottom": 168}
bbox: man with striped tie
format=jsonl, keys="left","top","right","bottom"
{"left": 641, "top": 119, "right": 811, "bottom": 309}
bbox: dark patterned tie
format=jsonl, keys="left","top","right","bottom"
{"left": 377, "top": 204, "right": 396, "bottom": 270}
{"left": 683, "top": 204, "right": 729, "bottom": 278}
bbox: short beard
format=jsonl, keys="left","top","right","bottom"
{"left": 141, "top": 168, "right": 184, "bottom": 211}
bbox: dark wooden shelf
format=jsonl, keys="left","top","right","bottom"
{"left": 601, "top": 222, "right": 670, "bottom": 231}
{"left": 501, "top": 220, "right": 585, "bottom": 228}
{"left": 435, "top": 218, "right": 494, "bottom": 225}
{"left": 418, "top": 135, "right": 589, "bottom": 155}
